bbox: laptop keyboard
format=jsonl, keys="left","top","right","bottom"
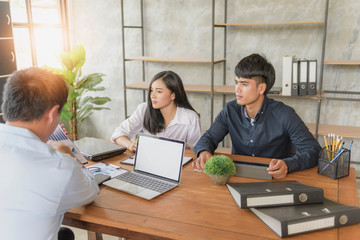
{"left": 116, "top": 171, "right": 175, "bottom": 193}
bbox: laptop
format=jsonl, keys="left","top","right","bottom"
{"left": 103, "top": 134, "right": 185, "bottom": 200}
{"left": 74, "top": 137, "right": 126, "bottom": 161}
{"left": 121, "top": 155, "right": 192, "bottom": 166}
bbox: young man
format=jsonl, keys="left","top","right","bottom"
{"left": 193, "top": 53, "right": 321, "bottom": 179}
{"left": 0, "top": 67, "right": 99, "bottom": 240}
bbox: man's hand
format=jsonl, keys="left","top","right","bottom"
{"left": 192, "top": 151, "right": 213, "bottom": 172}
{"left": 47, "top": 140, "right": 85, "bottom": 168}
{"left": 47, "top": 140, "right": 75, "bottom": 157}
{"left": 60, "top": 124, "right": 71, "bottom": 140}
{"left": 267, "top": 159, "right": 288, "bottom": 179}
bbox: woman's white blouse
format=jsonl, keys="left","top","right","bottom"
{"left": 111, "top": 102, "right": 201, "bottom": 149}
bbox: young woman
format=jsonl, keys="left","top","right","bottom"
{"left": 112, "top": 71, "right": 201, "bottom": 152}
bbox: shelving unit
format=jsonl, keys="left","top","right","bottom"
{"left": 121, "top": 0, "right": 226, "bottom": 121}
{"left": 0, "top": 0, "right": 17, "bottom": 123}
{"left": 121, "top": 0, "right": 360, "bottom": 140}
{"left": 212, "top": 0, "right": 329, "bottom": 140}
{"left": 319, "top": 60, "right": 360, "bottom": 138}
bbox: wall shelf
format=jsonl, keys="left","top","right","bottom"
{"left": 125, "top": 56, "right": 226, "bottom": 64}
{"left": 306, "top": 123, "right": 360, "bottom": 139}
{"left": 324, "top": 60, "right": 360, "bottom": 65}
{"left": 215, "top": 21, "right": 324, "bottom": 27}
{"left": 127, "top": 81, "right": 323, "bottom": 100}
{"left": 126, "top": 81, "right": 212, "bottom": 93}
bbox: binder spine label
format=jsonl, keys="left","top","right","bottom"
{"left": 247, "top": 194, "right": 294, "bottom": 207}
{"left": 288, "top": 216, "right": 335, "bottom": 236}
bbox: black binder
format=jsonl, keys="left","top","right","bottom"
{"left": 307, "top": 59, "right": 317, "bottom": 95}
{"left": 299, "top": 59, "right": 308, "bottom": 95}
{"left": 291, "top": 59, "right": 299, "bottom": 96}
{"left": 250, "top": 198, "right": 360, "bottom": 238}
{"left": 226, "top": 181, "right": 324, "bottom": 209}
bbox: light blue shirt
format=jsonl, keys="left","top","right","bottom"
{"left": 0, "top": 123, "right": 99, "bottom": 240}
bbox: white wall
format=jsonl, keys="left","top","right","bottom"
{"left": 69, "top": 0, "right": 360, "bottom": 173}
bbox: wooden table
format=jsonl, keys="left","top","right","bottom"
{"left": 63, "top": 149, "right": 360, "bottom": 240}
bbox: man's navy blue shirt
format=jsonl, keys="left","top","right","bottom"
{"left": 194, "top": 97, "right": 321, "bottom": 173}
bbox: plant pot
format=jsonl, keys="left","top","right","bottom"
{"left": 209, "top": 174, "right": 231, "bottom": 185}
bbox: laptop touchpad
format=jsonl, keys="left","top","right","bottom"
{"left": 105, "top": 179, "right": 140, "bottom": 192}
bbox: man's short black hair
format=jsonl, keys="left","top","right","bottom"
{"left": 235, "top": 53, "right": 275, "bottom": 95}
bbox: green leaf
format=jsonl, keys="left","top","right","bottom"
{"left": 60, "top": 108, "right": 72, "bottom": 121}
{"left": 78, "top": 111, "right": 93, "bottom": 123}
{"left": 92, "top": 107, "right": 110, "bottom": 111}
{"left": 78, "top": 96, "right": 93, "bottom": 108}
{"left": 77, "top": 73, "right": 105, "bottom": 89}
{"left": 77, "top": 103, "right": 93, "bottom": 118}
{"left": 87, "top": 86, "right": 106, "bottom": 91}
{"left": 59, "top": 52, "right": 74, "bottom": 71}
{"left": 77, "top": 109, "right": 93, "bottom": 121}
{"left": 90, "top": 96, "right": 111, "bottom": 105}
{"left": 69, "top": 45, "right": 86, "bottom": 69}
{"left": 68, "top": 91, "right": 80, "bottom": 101}
{"left": 62, "top": 70, "right": 76, "bottom": 85}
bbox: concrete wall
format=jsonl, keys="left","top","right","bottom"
{"left": 69, "top": 0, "right": 360, "bottom": 172}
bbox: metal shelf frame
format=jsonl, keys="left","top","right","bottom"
{"left": 121, "top": 0, "right": 360, "bottom": 139}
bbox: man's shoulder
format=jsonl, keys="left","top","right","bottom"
{"left": 266, "top": 98, "right": 295, "bottom": 113}
{"left": 224, "top": 100, "right": 241, "bottom": 110}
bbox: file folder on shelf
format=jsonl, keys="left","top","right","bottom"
{"left": 307, "top": 59, "right": 317, "bottom": 95}
{"left": 282, "top": 56, "right": 293, "bottom": 96}
{"left": 291, "top": 59, "right": 299, "bottom": 96}
{"left": 299, "top": 59, "right": 308, "bottom": 95}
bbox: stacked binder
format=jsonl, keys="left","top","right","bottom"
{"left": 282, "top": 56, "right": 317, "bottom": 96}
{"left": 227, "top": 181, "right": 360, "bottom": 238}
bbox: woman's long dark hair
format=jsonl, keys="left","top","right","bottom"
{"left": 143, "top": 71, "right": 197, "bottom": 134}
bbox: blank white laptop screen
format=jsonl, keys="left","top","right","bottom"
{"left": 134, "top": 134, "right": 184, "bottom": 182}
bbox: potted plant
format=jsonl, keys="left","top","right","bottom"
{"left": 204, "top": 155, "right": 236, "bottom": 185}
{"left": 46, "top": 45, "right": 111, "bottom": 140}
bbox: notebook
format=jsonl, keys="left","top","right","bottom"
{"left": 103, "top": 134, "right": 185, "bottom": 200}
{"left": 74, "top": 137, "right": 126, "bottom": 161}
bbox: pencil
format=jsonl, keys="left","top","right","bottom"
{"left": 332, "top": 133, "right": 335, "bottom": 159}
{"left": 339, "top": 141, "right": 353, "bottom": 174}
{"left": 324, "top": 136, "right": 331, "bottom": 161}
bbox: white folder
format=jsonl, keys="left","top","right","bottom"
{"left": 282, "top": 56, "right": 294, "bottom": 96}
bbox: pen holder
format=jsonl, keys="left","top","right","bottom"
{"left": 318, "top": 147, "right": 351, "bottom": 179}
